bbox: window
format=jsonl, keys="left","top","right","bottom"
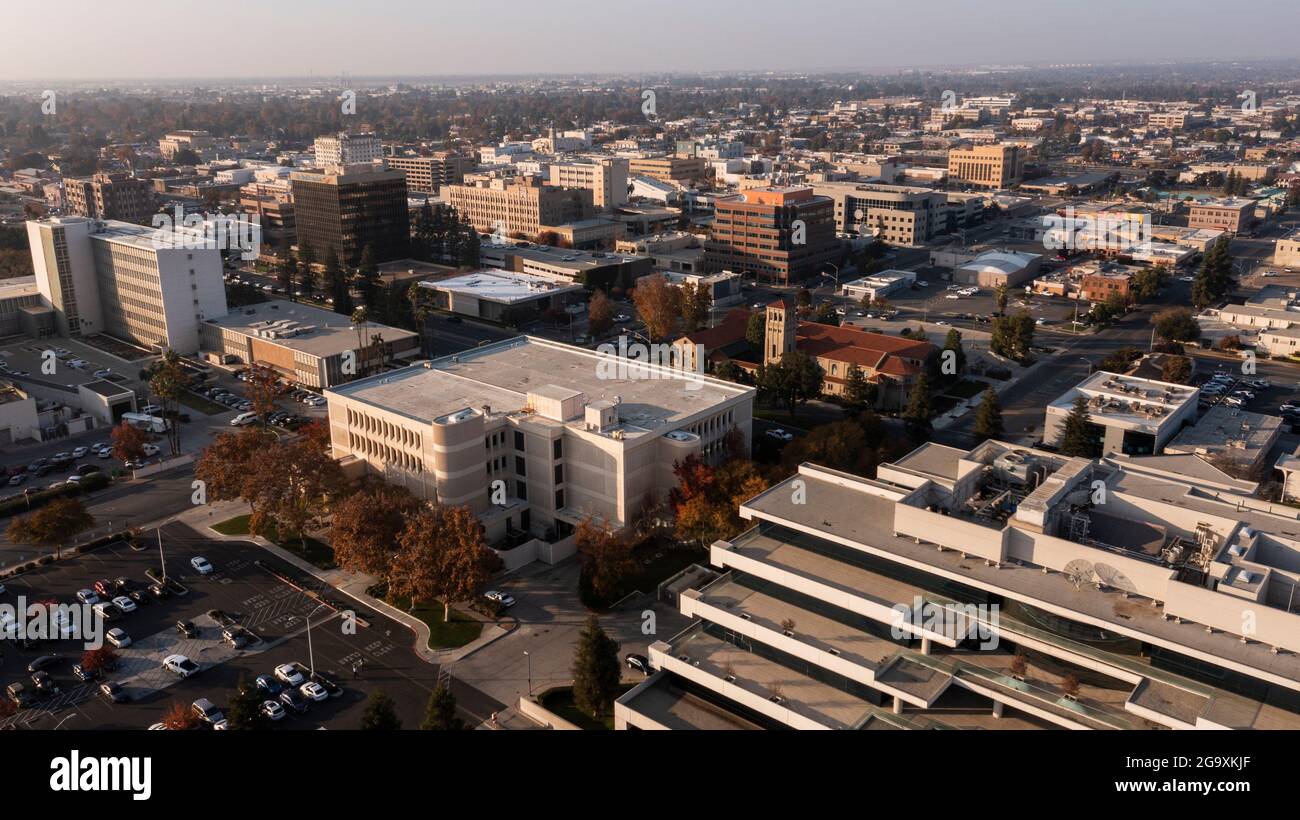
{"left": 552, "top": 439, "right": 563, "bottom": 460}
{"left": 554, "top": 464, "right": 563, "bottom": 484}
{"left": 517, "top": 481, "right": 528, "bottom": 501}
{"left": 514, "top": 431, "right": 525, "bottom": 451}
{"left": 555, "top": 490, "right": 564, "bottom": 510}
{"left": 515, "top": 456, "right": 526, "bottom": 476}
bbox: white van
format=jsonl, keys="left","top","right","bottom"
{"left": 230, "top": 412, "right": 259, "bottom": 427}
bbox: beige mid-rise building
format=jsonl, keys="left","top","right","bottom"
{"left": 629, "top": 156, "right": 708, "bottom": 185}
{"left": 1188, "top": 198, "right": 1256, "bottom": 234}
{"left": 384, "top": 152, "right": 474, "bottom": 193}
{"left": 447, "top": 177, "right": 594, "bottom": 238}
{"left": 549, "top": 157, "right": 629, "bottom": 208}
{"left": 947, "top": 143, "right": 1025, "bottom": 189}
{"left": 1275, "top": 230, "right": 1300, "bottom": 268}
{"left": 324, "top": 336, "right": 754, "bottom": 559}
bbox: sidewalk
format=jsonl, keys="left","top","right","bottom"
{"left": 169, "top": 501, "right": 514, "bottom": 665}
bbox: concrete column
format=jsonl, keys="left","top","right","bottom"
{"left": 992, "top": 701, "right": 1004, "bottom": 718}
{"left": 892, "top": 696, "right": 904, "bottom": 715}
{"left": 920, "top": 637, "right": 932, "bottom": 655}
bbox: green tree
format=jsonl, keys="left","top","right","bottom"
{"left": 813, "top": 301, "right": 840, "bottom": 326}
{"left": 227, "top": 676, "right": 269, "bottom": 730}
{"left": 420, "top": 683, "right": 465, "bottom": 730}
{"left": 902, "top": 373, "right": 933, "bottom": 440}
{"left": 1161, "top": 354, "right": 1193, "bottom": 385}
{"left": 757, "top": 350, "right": 824, "bottom": 419}
{"left": 745, "top": 312, "right": 766, "bottom": 349}
{"left": 1056, "top": 396, "right": 1097, "bottom": 457}
{"left": 940, "top": 328, "right": 966, "bottom": 381}
{"left": 994, "top": 284, "right": 1008, "bottom": 315}
{"left": 1152, "top": 307, "right": 1201, "bottom": 343}
{"left": 973, "top": 387, "right": 1004, "bottom": 442}
{"left": 1130, "top": 267, "right": 1165, "bottom": 302}
{"left": 843, "top": 364, "right": 877, "bottom": 410}
{"left": 324, "top": 253, "right": 354, "bottom": 315}
{"left": 360, "top": 689, "right": 402, "bottom": 730}
{"left": 1191, "top": 238, "right": 1234, "bottom": 309}
{"left": 142, "top": 349, "right": 187, "bottom": 456}
{"left": 571, "top": 615, "right": 621, "bottom": 718}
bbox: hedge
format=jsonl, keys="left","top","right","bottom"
{"left": 0, "top": 472, "right": 112, "bottom": 519}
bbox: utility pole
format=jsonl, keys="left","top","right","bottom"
{"left": 158, "top": 530, "right": 166, "bottom": 583}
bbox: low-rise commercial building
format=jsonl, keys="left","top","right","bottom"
{"left": 200, "top": 299, "right": 418, "bottom": 388}
{"left": 1044, "top": 370, "right": 1199, "bottom": 456}
{"left": 1188, "top": 198, "right": 1256, "bottom": 234}
{"left": 417, "top": 269, "right": 584, "bottom": 323}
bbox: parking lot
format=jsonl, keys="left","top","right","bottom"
{"left": 0, "top": 522, "right": 501, "bottom": 730}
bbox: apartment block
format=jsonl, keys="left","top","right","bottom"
{"left": 313, "top": 132, "right": 383, "bottom": 167}
{"left": 618, "top": 440, "right": 1300, "bottom": 730}
{"left": 385, "top": 152, "right": 475, "bottom": 193}
{"left": 705, "top": 187, "right": 839, "bottom": 285}
{"left": 1188, "top": 198, "right": 1256, "bottom": 234}
{"left": 63, "top": 173, "right": 154, "bottom": 224}
{"left": 26, "top": 216, "right": 228, "bottom": 354}
{"left": 447, "top": 177, "right": 594, "bottom": 239}
{"left": 948, "top": 143, "right": 1025, "bottom": 189}
{"left": 291, "top": 164, "right": 410, "bottom": 265}
{"left": 324, "top": 337, "right": 755, "bottom": 561}
{"left": 549, "top": 158, "right": 629, "bottom": 208}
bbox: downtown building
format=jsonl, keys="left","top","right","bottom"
{"left": 446, "top": 176, "right": 594, "bottom": 239}
{"left": 947, "top": 143, "right": 1025, "bottom": 190}
{"left": 617, "top": 440, "right": 1300, "bottom": 730}
{"left": 290, "top": 163, "right": 410, "bottom": 265}
{"left": 324, "top": 336, "right": 754, "bottom": 566}
{"left": 705, "top": 187, "right": 839, "bottom": 285}
{"left": 385, "top": 152, "right": 475, "bottom": 194}
{"left": 25, "top": 216, "right": 228, "bottom": 354}
{"left": 313, "top": 132, "right": 384, "bottom": 167}
{"left": 63, "top": 173, "right": 154, "bottom": 224}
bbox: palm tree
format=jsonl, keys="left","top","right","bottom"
{"left": 350, "top": 307, "right": 370, "bottom": 377}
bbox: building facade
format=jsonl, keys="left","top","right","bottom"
{"left": 313, "top": 132, "right": 383, "bottom": 167}
{"left": 385, "top": 152, "right": 475, "bottom": 194}
{"left": 447, "top": 177, "right": 594, "bottom": 239}
{"left": 63, "top": 173, "right": 154, "bottom": 224}
{"left": 291, "top": 164, "right": 410, "bottom": 265}
{"left": 705, "top": 187, "right": 839, "bottom": 285}
{"left": 948, "top": 143, "right": 1025, "bottom": 190}
{"left": 26, "top": 217, "right": 228, "bottom": 354}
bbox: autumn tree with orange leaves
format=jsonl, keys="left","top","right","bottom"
{"left": 630, "top": 273, "right": 682, "bottom": 342}
{"left": 329, "top": 480, "right": 426, "bottom": 581}
{"left": 194, "top": 422, "right": 343, "bottom": 546}
{"left": 110, "top": 421, "right": 148, "bottom": 463}
{"left": 576, "top": 515, "right": 636, "bottom": 608}
{"left": 389, "top": 505, "right": 502, "bottom": 622}
{"left": 162, "top": 701, "right": 201, "bottom": 730}
{"left": 669, "top": 454, "right": 768, "bottom": 547}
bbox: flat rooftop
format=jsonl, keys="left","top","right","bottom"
{"left": 328, "top": 336, "right": 752, "bottom": 435}
{"left": 618, "top": 676, "right": 763, "bottom": 730}
{"left": 205, "top": 299, "right": 416, "bottom": 358}
{"left": 419, "top": 269, "right": 583, "bottom": 304}
{"left": 1047, "top": 370, "right": 1197, "bottom": 431}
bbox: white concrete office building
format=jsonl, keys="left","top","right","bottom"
{"left": 26, "top": 216, "right": 228, "bottom": 354}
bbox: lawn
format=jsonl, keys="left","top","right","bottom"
{"left": 212, "top": 514, "right": 336, "bottom": 569}
{"left": 538, "top": 684, "right": 637, "bottom": 730}
{"left": 382, "top": 594, "right": 482, "bottom": 649}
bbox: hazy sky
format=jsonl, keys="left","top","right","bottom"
{"left": 5, "top": 0, "right": 1298, "bottom": 81}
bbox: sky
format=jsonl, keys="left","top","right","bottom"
{"left": 4, "top": 0, "right": 1298, "bottom": 81}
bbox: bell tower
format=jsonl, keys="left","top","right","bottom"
{"left": 764, "top": 300, "right": 796, "bottom": 365}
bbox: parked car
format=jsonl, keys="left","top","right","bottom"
{"left": 100, "top": 681, "right": 128, "bottom": 703}
{"left": 76, "top": 589, "right": 99, "bottom": 606}
{"left": 261, "top": 700, "right": 286, "bottom": 721}
{"left": 483, "top": 590, "right": 515, "bottom": 608}
{"left": 764, "top": 428, "right": 794, "bottom": 442}
{"left": 31, "top": 671, "right": 59, "bottom": 695}
{"left": 190, "top": 556, "right": 213, "bottom": 575}
{"left": 274, "top": 663, "right": 305, "bottom": 686}
{"left": 176, "top": 620, "right": 198, "bottom": 638}
{"left": 162, "top": 654, "right": 199, "bottom": 678}
{"left": 279, "top": 688, "right": 310, "bottom": 714}
{"left": 27, "top": 654, "right": 61, "bottom": 673}
{"left": 111, "top": 595, "right": 136, "bottom": 614}
{"left": 106, "top": 627, "right": 132, "bottom": 648}
{"left": 192, "top": 698, "right": 227, "bottom": 729}
{"left": 625, "top": 653, "right": 651, "bottom": 675}
{"left": 254, "top": 674, "right": 283, "bottom": 697}
{"left": 300, "top": 681, "right": 329, "bottom": 702}
{"left": 72, "top": 663, "right": 98, "bottom": 682}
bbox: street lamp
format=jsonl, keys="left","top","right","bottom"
{"left": 305, "top": 602, "right": 332, "bottom": 677}
{"left": 523, "top": 650, "right": 532, "bottom": 696}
